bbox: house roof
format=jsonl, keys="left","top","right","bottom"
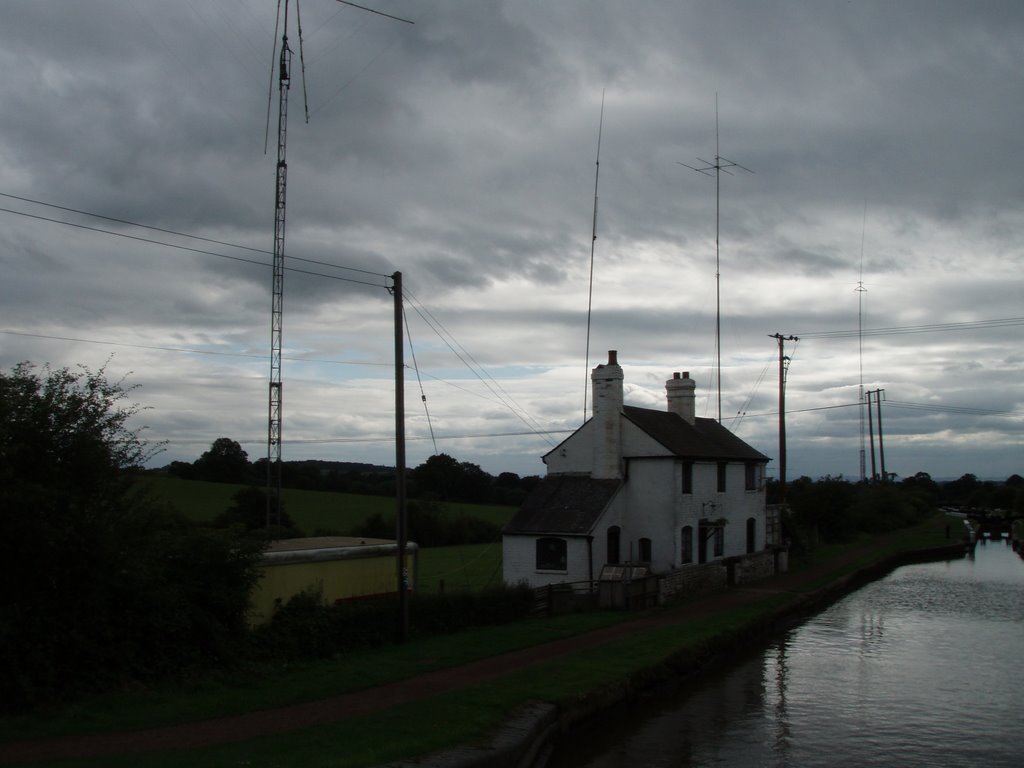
{"left": 623, "top": 406, "right": 770, "bottom": 462}
{"left": 503, "top": 475, "right": 621, "bottom": 535}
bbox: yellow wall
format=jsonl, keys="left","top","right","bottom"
{"left": 249, "top": 553, "right": 415, "bottom": 625}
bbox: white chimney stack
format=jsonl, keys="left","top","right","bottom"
{"left": 591, "top": 350, "right": 624, "bottom": 479}
{"left": 666, "top": 370, "right": 696, "bottom": 425}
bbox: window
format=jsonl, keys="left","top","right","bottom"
{"left": 717, "top": 461, "right": 728, "bottom": 492}
{"left": 746, "top": 517, "right": 757, "bottom": 554}
{"left": 607, "top": 526, "right": 621, "bottom": 565}
{"left": 682, "top": 461, "right": 693, "bottom": 494}
{"left": 681, "top": 525, "right": 693, "bottom": 564}
{"left": 745, "top": 463, "right": 758, "bottom": 491}
{"left": 536, "top": 537, "right": 567, "bottom": 571}
{"left": 713, "top": 526, "right": 724, "bottom": 557}
{"left": 638, "top": 537, "right": 652, "bottom": 563}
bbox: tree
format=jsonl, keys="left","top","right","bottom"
{"left": 412, "top": 453, "right": 493, "bottom": 503}
{"left": 213, "top": 486, "right": 302, "bottom": 540}
{"left": 0, "top": 363, "right": 261, "bottom": 710}
{"left": 194, "top": 437, "right": 252, "bottom": 483}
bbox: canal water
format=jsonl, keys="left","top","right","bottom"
{"left": 549, "top": 539, "right": 1024, "bottom": 768}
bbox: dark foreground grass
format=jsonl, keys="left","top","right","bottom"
{"left": 7, "top": 515, "right": 962, "bottom": 767}
{"left": 32, "top": 598, "right": 791, "bottom": 768}
{"left": 0, "top": 611, "right": 626, "bottom": 744}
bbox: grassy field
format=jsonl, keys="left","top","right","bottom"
{"left": 137, "top": 475, "right": 516, "bottom": 536}
{"left": 416, "top": 542, "right": 504, "bottom": 593}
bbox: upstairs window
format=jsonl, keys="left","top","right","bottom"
{"left": 682, "top": 461, "right": 693, "bottom": 494}
{"left": 536, "top": 537, "right": 567, "bottom": 571}
{"left": 745, "top": 462, "right": 758, "bottom": 491}
{"left": 717, "top": 461, "right": 728, "bottom": 492}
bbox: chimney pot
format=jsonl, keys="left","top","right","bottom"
{"left": 666, "top": 369, "right": 697, "bottom": 424}
{"left": 608, "top": 350, "right": 618, "bottom": 365}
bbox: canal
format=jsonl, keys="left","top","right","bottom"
{"left": 549, "top": 539, "right": 1024, "bottom": 768}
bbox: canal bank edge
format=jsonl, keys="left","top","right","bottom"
{"left": 381, "top": 541, "right": 967, "bottom": 768}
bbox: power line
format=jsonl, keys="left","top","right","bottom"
{"left": 0, "top": 193, "right": 390, "bottom": 279}
{"left": 885, "top": 400, "right": 1010, "bottom": 416}
{"left": 796, "top": 317, "right": 1024, "bottom": 339}
{"left": 0, "top": 205, "right": 389, "bottom": 289}
{"left": 403, "top": 288, "right": 558, "bottom": 447}
{"left": 740, "top": 400, "right": 1013, "bottom": 419}
{"left": 0, "top": 329, "right": 392, "bottom": 366}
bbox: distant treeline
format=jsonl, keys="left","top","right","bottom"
{"left": 770, "top": 470, "right": 1024, "bottom": 554}
{"left": 163, "top": 438, "right": 542, "bottom": 506}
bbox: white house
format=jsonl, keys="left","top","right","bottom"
{"left": 502, "top": 351, "right": 772, "bottom": 588}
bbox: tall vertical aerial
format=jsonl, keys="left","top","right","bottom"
{"left": 856, "top": 203, "right": 868, "bottom": 483}
{"left": 679, "top": 96, "right": 752, "bottom": 423}
{"left": 582, "top": 91, "right": 605, "bottom": 425}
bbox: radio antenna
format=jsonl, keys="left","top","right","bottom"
{"left": 264, "top": 0, "right": 413, "bottom": 526}
{"left": 678, "top": 94, "right": 752, "bottom": 423}
{"left": 583, "top": 90, "right": 605, "bottom": 424}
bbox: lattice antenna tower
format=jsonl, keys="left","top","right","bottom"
{"left": 263, "top": 1, "right": 412, "bottom": 526}
{"left": 678, "top": 95, "right": 753, "bottom": 423}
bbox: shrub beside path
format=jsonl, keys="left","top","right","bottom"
{"left": 0, "top": 531, "right": 963, "bottom": 765}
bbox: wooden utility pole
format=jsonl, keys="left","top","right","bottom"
{"left": 770, "top": 333, "right": 798, "bottom": 504}
{"left": 391, "top": 271, "right": 408, "bottom": 641}
{"left": 866, "top": 388, "right": 877, "bottom": 482}
{"left": 867, "top": 388, "right": 886, "bottom": 482}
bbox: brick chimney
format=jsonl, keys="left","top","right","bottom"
{"left": 666, "top": 370, "right": 696, "bottom": 425}
{"left": 591, "top": 350, "right": 624, "bottom": 479}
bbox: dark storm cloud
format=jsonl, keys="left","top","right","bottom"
{"left": 1, "top": 0, "right": 1021, "bottom": 479}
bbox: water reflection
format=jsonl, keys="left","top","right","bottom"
{"left": 551, "top": 543, "right": 1024, "bottom": 768}
{"left": 763, "top": 638, "right": 790, "bottom": 762}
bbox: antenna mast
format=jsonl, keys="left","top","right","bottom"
{"left": 583, "top": 91, "right": 605, "bottom": 424}
{"left": 679, "top": 95, "right": 752, "bottom": 423}
{"left": 264, "top": 1, "right": 412, "bottom": 527}
{"left": 266, "top": 0, "right": 298, "bottom": 526}
{"left": 857, "top": 203, "right": 867, "bottom": 482}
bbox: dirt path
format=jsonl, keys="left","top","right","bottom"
{"left": 0, "top": 540, "right": 911, "bottom": 764}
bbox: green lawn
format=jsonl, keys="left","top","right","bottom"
{"left": 137, "top": 475, "right": 516, "bottom": 536}
{"left": 416, "top": 542, "right": 504, "bottom": 593}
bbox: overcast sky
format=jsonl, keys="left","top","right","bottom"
{"left": 1, "top": 0, "right": 1021, "bottom": 482}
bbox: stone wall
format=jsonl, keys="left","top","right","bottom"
{"left": 658, "top": 548, "right": 787, "bottom": 602}
{"left": 658, "top": 559, "right": 728, "bottom": 601}
{"left": 733, "top": 550, "right": 776, "bottom": 585}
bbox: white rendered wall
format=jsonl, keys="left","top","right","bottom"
{"left": 544, "top": 422, "right": 594, "bottom": 475}
{"left": 502, "top": 534, "right": 594, "bottom": 588}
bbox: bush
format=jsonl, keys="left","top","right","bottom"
{"left": 250, "top": 584, "right": 535, "bottom": 661}
{"left": 0, "top": 362, "right": 263, "bottom": 711}
{"left": 213, "top": 486, "right": 304, "bottom": 540}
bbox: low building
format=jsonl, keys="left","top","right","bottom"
{"left": 503, "top": 350, "right": 771, "bottom": 589}
{"left": 249, "top": 535, "right": 418, "bottom": 624}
